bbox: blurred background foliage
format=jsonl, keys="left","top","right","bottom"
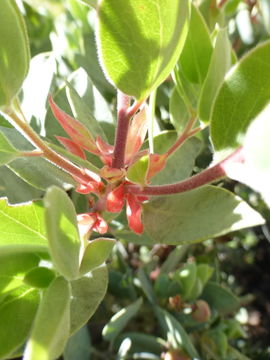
{"left": 6, "top": 0, "right": 270, "bottom": 358}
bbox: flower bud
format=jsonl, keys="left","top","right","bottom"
{"left": 191, "top": 299, "right": 211, "bottom": 322}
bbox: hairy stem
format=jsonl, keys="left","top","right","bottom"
{"left": 7, "top": 109, "right": 95, "bottom": 185}
{"left": 112, "top": 91, "right": 143, "bottom": 169}
{"left": 126, "top": 147, "right": 244, "bottom": 196}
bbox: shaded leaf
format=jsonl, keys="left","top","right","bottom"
{"left": 24, "top": 277, "right": 71, "bottom": 360}
{"left": 0, "top": 132, "right": 20, "bottom": 166}
{"left": 79, "top": 238, "right": 115, "bottom": 275}
{"left": 70, "top": 265, "right": 108, "bottom": 334}
{"left": 143, "top": 186, "right": 264, "bottom": 245}
{"left": 102, "top": 297, "right": 143, "bottom": 342}
{"left": 63, "top": 326, "right": 92, "bottom": 360}
{"left": 44, "top": 186, "right": 82, "bottom": 280}
{"left": 0, "top": 0, "right": 30, "bottom": 107}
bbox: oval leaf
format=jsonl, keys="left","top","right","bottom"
{"left": 0, "top": 287, "right": 39, "bottom": 359}
{"left": 210, "top": 40, "right": 270, "bottom": 155}
{"left": 143, "top": 186, "right": 265, "bottom": 245}
{"left": 0, "top": 131, "right": 20, "bottom": 166}
{"left": 44, "top": 186, "right": 82, "bottom": 280}
{"left": 79, "top": 238, "right": 115, "bottom": 276}
{"left": 97, "top": 0, "right": 190, "bottom": 100}
{"left": 0, "top": 0, "right": 30, "bottom": 107}
{"left": 24, "top": 277, "right": 71, "bottom": 360}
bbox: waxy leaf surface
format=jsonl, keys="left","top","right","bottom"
{"left": 0, "top": 0, "right": 30, "bottom": 107}
{"left": 97, "top": 0, "right": 190, "bottom": 100}
{"left": 24, "top": 277, "right": 71, "bottom": 360}
{"left": 70, "top": 265, "right": 108, "bottom": 334}
{"left": 211, "top": 40, "right": 270, "bottom": 155}
{"left": 143, "top": 186, "right": 264, "bottom": 245}
{"left": 0, "top": 199, "right": 47, "bottom": 249}
{"left": 179, "top": 3, "right": 213, "bottom": 84}
{"left": 0, "top": 287, "right": 39, "bottom": 359}
{"left": 44, "top": 186, "right": 82, "bottom": 280}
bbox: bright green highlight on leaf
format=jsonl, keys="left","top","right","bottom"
{"left": 0, "top": 0, "right": 30, "bottom": 107}
{"left": 199, "top": 27, "right": 232, "bottom": 123}
{"left": 79, "top": 238, "right": 115, "bottom": 275}
{"left": 179, "top": 3, "right": 213, "bottom": 84}
{"left": 143, "top": 186, "right": 265, "bottom": 245}
{"left": 23, "top": 267, "right": 55, "bottom": 289}
{"left": 127, "top": 155, "right": 149, "bottom": 185}
{"left": 44, "top": 186, "right": 82, "bottom": 280}
{"left": 24, "top": 277, "right": 71, "bottom": 360}
{"left": 97, "top": 0, "right": 190, "bottom": 100}
{"left": 0, "top": 286, "right": 39, "bottom": 359}
{"left": 0, "top": 199, "right": 47, "bottom": 249}
{"left": 211, "top": 40, "right": 270, "bottom": 154}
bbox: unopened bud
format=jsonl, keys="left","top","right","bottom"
{"left": 191, "top": 300, "right": 211, "bottom": 322}
{"left": 163, "top": 349, "right": 191, "bottom": 360}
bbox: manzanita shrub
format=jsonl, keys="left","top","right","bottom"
{"left": 0, "top": 0, "right": 269, "bottom": 359}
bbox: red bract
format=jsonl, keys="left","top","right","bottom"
{"left": 125, "top": 193, "right": 144, "bottom": 234}
{"left": 49, "top": 96, "right": 99, "bottom": 155}
{"left": 77, "top": 212, "right": 108, "bottom": 239}
{"left": 146, "top": 153, "right": 168, "bottom": 183}
{"left": 106, "top": 183, "right": 125, "bottom": 213}
{"left": 125, "top": 106, "right": 148, "bottom": 165}
{"left": 56, "top": 136, "right": 86, "bottom": 159}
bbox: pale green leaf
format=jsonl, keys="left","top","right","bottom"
{"left": 97, "top": 0, "right": 190, "bottom": 100}
{"left": 24, "top": 277, "right": 71, "bottom": 360}
{"left": 259, "top": 0, "right": 270, "bottom": 35}
{"left": 23, "top": 267, "right": 55, "bottom": 289}
{"left": 199, "top": 27, "right": 232, "bottom": 123}
{"left": 169, "top": 87, "right": 189, "bottom": 134}
{"left": 77, "top": 0, "right": 97, "bottom": 8}
{"left": 0, "top": 0, "right": 30, "bottom": 107}
{"left": 44, "top": 186, "right": 82, "bottom": 280}
{"left": 151, "top": 135, "right": 202, "bottom": 185}
{"left": 0, "top": 132, "right": 20, "bottom": 166}
{"left": 143, "top": 186, "right": 265, "bottom": 245}
{"left": 174, "top": 263, "right": 197, "bottom": 300}
{"left": 0, "top": 287, "right": 39, "bottom": 359}
{"left": 79, "top": 238, "right": 115, "bottom": 276}
{"left": 102, "top": 297, "right": 143, "bottom": 342}
{"left": 70, "top": 265, "right": 108, "bottom": 334}
{"left": 210, "top": 40, "right": 270, "bottom": 155}
{"left": 0, "top": 199, "right": 47, "bottom": 249}
{"left": 155, "top": 307, "right": 199, "bottom": 358}
{"left": 63, "top": 326, "right": 92, "bottom": 360}
{"left": 127, "top": 155, "right": 149, "bottom": 185}
{"left": 179, "top": 3, "right": 213, "bottom": 84}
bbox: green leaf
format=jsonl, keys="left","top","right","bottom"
{"left": 79, "top": 238, "right": 115, "bottom": 276}
{"left": 127, "top": 155, "right": 149, "bottom": 185}
{"left": 0, "top": 132, "right": 20, "bottom": 166}
{"left": 102, "top": 297, "right": 143, "bottom": 342}
{"left": 225, "top": 104, "right": 270, "bottom": 207}
{"left": 259, "top": 0, "right": 270, "bottom": 35}
{"left": 0, "top": 199, "right": 47, "bottom": 249}
{"left": 143, "top": 186, "right": 265, "bottom": 245}
{"left": 23, "top": 267, "right": 55, "bottom": 289}
{"left": 70, "top": 265, "right": 108, "bottom": 334}
{"left": 179, "top": 3, "right": 213, "bottom": 84}
{"left": 151, "top": 136, "right": 202, "bottom": 185}
{"left": 174, "top": 263, "right": 197, "bottom": 300}
{"left": 169, "top": 87, "right": 189, "bottom": 134}
{"left": 0, "top": 0, "right": 30, "bottom": 107}
{"left": 63, "top": 326, "right": 92, "bottom": 360}
{"left": 24, "top": 277, "right": 71, "bottom": 360}
{"left": 201, "top": 282, "right": 240, "bottom": 314}
{"left": 155, "top": 307, "right": 199, "bottom": 358}
{"left": 66, "top": 83, "right": 107, "bottom": 141}
{"left": 198, "top": 27, "right": 232, "bottom": 123}
{"left": 0, "top": 252, "right": 40, "bottom": 296}
{"left": 44, "top": 186, "right": 82, "bottom": 280}
{"left": 0, "top": 166, "right": 43, "bottom": 204}
{"left": 210, "top": 40, "right": 270, "bottom": 156}
{"left": 77, "top": 0, "right": 97, "bottom": 8}
{"left": 0, "top": 287, "right": 39, "bottom": 359}
{"left": 97, "top": 0, "right": 190, "bottom": 100}
{"left": 137, "top": 268, "right": 156, "bottom": 304}
{"left": 196, "top": 264, "right": 214, "bottom": 287}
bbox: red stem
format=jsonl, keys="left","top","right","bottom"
{"left": 112, "top": 92, "right": 143, "bottom": 169}
{"left": 126, "top": 147, "right": 244, "bottom": 196}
